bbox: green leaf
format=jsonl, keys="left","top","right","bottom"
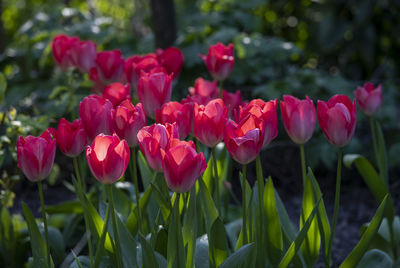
{"left": 126, "top": 186, "right": 152, "bottom": 237}
{"left": 167, "top": 194, "right": 185, "bottom": 268}
{"left": 46, "top": 227, "right": 66, "bottom": 264}
{"left": 183, "top": 187, "right": 197, "bottom": 268}
{"left": 274, "top": 189, "right": 297, "bottom": 241}
{"left": 150, "top": 181, "right": 172, "bottom": 221}
{"left": 0, "top": 73, "right": 7, "bottom": 103}
{"left": 209, "top": 218, "right": 228, "bottom": 267}
{"left": 69, "top": 256, "right": 91, "bottom": 268}
{"left": 340, "top": 195, "right": 389, "bottom": 268}
{"left": 198, "top": 178, "right": 218, "bottom": 232}
{"left": 355, "top": 249, "right": 392, "bottom": 268}
{"left": 113, "top": 212, "right": 137, "bottom": 268}
{"left": 218, "top": 243, "right": 255, "bottom": 268}
{"left": 202, "top": 157, "right": 214, "bottom": 192}
{"left": 137, "top": 151, "right": 154, "bottom": 189}
{"left": 49, "top": 86, "right": 68, "bottom": 99}
{"left": 264, "top": 178, "right": 283, "bottom": 267}
{"left": 195, "top": 235, "right": 210, "bottom": 268}
{"left": 278, "top": 197, "right": 322, "bottom": 268}
{"left": 139, "top": 234, "right": 159, "bottom": 268}
{"left": 22, "top": 202, "right": 48, "bottom": 268}
{"left": 45, "top": 200, "right": 83, "bottom": 214}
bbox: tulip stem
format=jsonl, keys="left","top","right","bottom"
{"left": 211, "top": 147, "right": 221, "bottom": 216}
{"left": 300, "top": 144, "right": 307, "bottom": 187}
{"left": 130, "top": 147, "right": 142, "bottom": 234}
{"left": 73, "top": 157, "right": 93, "bottom": 266}
{"left": 327, "top": 147, "right": 342, "bottom": 264}
{"left": 106, "top": 184, "right": 123, "bottom": 268}
{"left": 37, "top": 180, "right": 51, "bottom": 267}
{"left": 219, "top": 80, "right": 223, "bottom": 99}
{"left": 241, "top": 164, "right": 248, "bottom": 245}
{"left": 369, "top": 116, "right": 379, "bottom": 166}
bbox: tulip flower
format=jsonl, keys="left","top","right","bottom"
{"left": 224, "top": 115, "right": 264, "bottom": 165}
{"left": 89, "top": 68, "right": 107, "bottom": 94}
{"left": 156, "top": 47, "right": 184, "bottom": 79}
{"left": 95, "top": 50, "right": 125, "bottom": 84}
{"left": 156, "top": 101, "right": 193, "bottom": 139}
{"left": 17, "top": 129, "right": 56, "bottom": 182}
{"left": 187, "top": 77, "right": 219, "bottom": 105}
{"left": 137, "top": 70, "right": 173, "bottom": 119}
{"left": 200, "top": 43, "right": 234, "bottom": 81}
{"left": 56, "top": 118, "right": 88, "bottom": 157}
{"left": 79, "top": 95, "right": 114, "bottom": 141}
{"left": 124, "top": 54, "right": 163, "bottom": 91}
{"left": 162, "top": 140, "right": 207, "bottom": 193}
{"left": 102, "top": 83, "right": 131, "bottom": 107}
{"left": 222, "top": 90, "right": 243, "bottom": 118}
{"left": 114, "top": 100, "right": 147, "bottom": 147}
{"left": 137, "top": 123, "right": 178, "bottom": 172}
{"left": 86, "top": 134, "right": 130, "bottom": 184}
{"left": 354, "top": 82, "right": 382, "bottom": 116}
{"left": 280, "top": 95, "right": 316, "bottom": 144}
{"left": 69, "top": 40, "right": 97, "bottom": 73}
{"left": 51, "top": 34, "right": 79, "bottom": 70}
{"left": 317, "top": 95, "right": 357, "bottom": 148}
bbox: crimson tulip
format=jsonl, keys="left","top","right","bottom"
{"left": 224, "top": 115, "right": 264, "bottom": 165}
{"left": 114, "top": 100, "right": 147, "bottom": 147}
{"left": 156, "top": 47, "right": 184, "bottom": 79}
{"left": 280, "top": 95, "right": 316, "bottom": 144}
{"left": 95, "top": 50, "right": 125, "bottom": 84}
{"left": 51, "top": 34, "right": 78, "bottom": 70}
{"left": 156, "top": 101, "right": 193, "bottom": 139}
{"left": 124, "top": 54, "right": 163, "bottom": 91}
{"left": 200, "top": 43, "right": 234, "bottom": 81}
{"left": 89, "top": 68, "right": 107, "bottom": 94}
{"left": 56, "top": 118, "right": 88, "bottom": 157}
{"left": 86, "top": 134, "right": 130, "bottom": 184}
{"left": 69, "top": 40, "right": 97, "bottom": 73}
{"left": 102, "top": 83, "right": 131, "bottom": 107}
{"left": 162, "top": 139, "right": 207, "bottom": 193}
{"left": 187, "top": 77, "right": 219, "bottom": 105}
{"left": 137, "top": 70, "right": 173, "bottom": 119}
{"left": 222, "top": 90, "right": 242, "bottom": 117}
{"left": 79, "top": 95, "right": 114, "bottom": 141}
{"left": 317, "top": 95, "right": 357, "bottom": 147}
{"left": 17, "top": 129, "right": 56, "bottom": 182}
{"left": 193, "top": 98, "right": 227, "bottom": 147}
{"left": 137, "top": 123, "right": 178, "bottom": 172}
{"left": 354, "top": 82, "right": 382, "bottom": 116}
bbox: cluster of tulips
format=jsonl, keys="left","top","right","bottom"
{"left": 16, "top": 35, "right": 385, "bottom": 267}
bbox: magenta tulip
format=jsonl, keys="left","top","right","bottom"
{"left": 354, "top": 82, "right": 382, "bottom": 116}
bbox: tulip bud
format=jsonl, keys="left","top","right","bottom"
{"left": 17, "top": 129, "right": 56, "bottom": 182}
{"left": 317, "top": 95, "right": 357, "bottom": 147}
{"left": 69, "top": 40, "right": 97, "bottom": 73}
{"left": 156, "top": 101, "right": 193, "bottom": 139}
{"left": 354, "top": 82, "right": 382, "bottom": 116}
{"left": 102, "top": 83, "right": 131, "bottom": 107}
{"left": 137, "top": 123, "right": 179, "bottom": 172}
{"left": 156, "top": 47, "right": 184, "bottom": 79}
{"left": 51, "top": 34, "right": 79, "bottom": 70}
{"left": 124, "top": 54, "right": 163, "bottom": 91}
{"left": 114, "top": 100, "right": 147, "bottom": 147}
{"left": 86, "top": 134, "right": 130, "bottom": 184}
{"left": 79, "top": 95, "right": 114, "bottom": 141}
{"left": 280, "top": 95, "right": 316, "bottom": 144}
{"left": 187, "top": 77, "right": 219, "bottom": 105}
{"left": 137, "top": 70, "right": 173, "bottom": 119}
{"left": 162, "top": 140, "right": 206, "bottom": 193}
{"left": 194, "top": 98, "right": 227, "bottom": 147}
{"left": 56, "top": 118, "right": 88, "bottom": 157}
{"left": 95, "top": 50, "right": 125, "bottom": 84}
{"left": 200, "top": 43, "right": 234, "bottom": 81}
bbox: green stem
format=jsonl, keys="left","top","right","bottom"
{"left": 37, "top": 181, "right": 50, "bottom": 267}
{"left": 73, "top": 157, "right": 93, "bottom": 266}
{"left": 93, "top": 198, "right": 111, "bottom": 268}
{"left": 242, "top": 164, "right": 248, "bottom": 245}
{"left": 255, "top": 155, "right": 264, "bottom": 268}
{"left": 107, "top": 185, "right": 123, "bottom": 268}
{"left": 129, "top": 147, "right": 142, "bottom": 233}
{"left": 218, "top": 80, "right": 223, "bottom": 99}
{"left": 370, "top": 116, "right": 379, "bottom": 165}
{"left": 300, "top": 144, "right": 307, "bottom": 187}
{"left": 327, "top": 147, "right": 342, "bottom": 263}
{"left": 211, "top": 147, "right": 221, "bottom": 216}
{"left": 175, "top": 193, "right": 183, "bottom": 268}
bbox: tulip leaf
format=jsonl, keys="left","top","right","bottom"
{"left": 218, "top": 243, "right": 255, "bottom": 268}
{"left": 202, "top": 158, "right": 214, "bottom": 192}
{"left": 111, "top": 187, "right": 133, "bottom": 221}
{"left": 183, "top": 187, "right": 197, "bottom": 268}
{"left": 150, "top": 181, "right": 172, "bottom": 221}
{"left": 167, "top": 194, "right": 186, "bottom": 268}
{"left": 340, "top": 195, "right": 388, "bottom": 268}
{"left": 137, "top": 151, "right": 154, "bottom": 189}
{"left": 69, "top": 256, "right": 91, "bottom": 268}
{"left": 355, "top": 249, "right": 392, "bottom": 268}
{"left": 22, "top": 202, "right": 49, "bottom": 268}
{"left": 264, "top": 177, "right": 283, "bottom": 267}
{"left": 45, "top": 200, "right": 84, "bottom": 214}
{"left": 0, "top": 73, "right": 6, "bottom": 103}
{"left": 274, "top": 190, "right": 297, "bottom": 242}
{"left": 278, "top": 197, "right": 321, "bottom": 268}
{"left": 209, "top": 218, "right": 228, "bottom": 267}
{"left": 126, "top": 186, "right": 152, "bottom": 236}
{"left": 376, "top": 122, "right": 388, "bottom": 187}
{"left": 235, "top": 174, "right": 253, "bottom": 250}
{"left": 138, "top": 234, "right": 160, "bottom": 268}
{"left": 198, "top": 178, "right": 218, "bottom": 231}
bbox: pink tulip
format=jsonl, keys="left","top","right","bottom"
{"left": 354, "top": 82, "right": 382, "bottom": 116}
{"left": 51, "top": 34, "right": 79, "bottom": 70}
{"left": 317, "top": 95, "right": 357, "bottom": 147}
{"left": 187, "top": 77, "right": 219, "bottom": 105}
{"left": 137, "top": 123, "right": 178, "bottom": 172}
{"left": 17, "top": 129, "right": 56, "bottom": 182}
{"left": 89, "top": 68, "right": 107, "bottom": 94}
{"left": 193, "top": 98, "right": 227, "bottom": 147}
{"left": 137, "top": 70, "right": 173, "bottom": 119}
{"left": 222, "top": 90, "right": 243, "bottom": 117}
{"left": 56, "top": 118, "right": 88, "bottom": 157}
{"left": 280, "top": 95, "right": 316, "bottom": 144}
{"left": 156, "top": 47, "right": 184, "bottom": 79}
{"left": 124, "top": 54, "right": 163, "bottom": 91}
{"left": 200, "top": 43, "right": 234, "bottom": 81}
{"left": 69, "top": 40, "right": 97, "bottom": 73}
{"left": 95, "top": 50, "right": 125, "bottom": 84}
{"left": 79, "top": 95, "right": 114, "bottom": 141}
{"left": 86, "top": 134, "right": 130, "bottom": 184}
{"left": 102, "top": 83, "right": 131, "bottom": 107}
{"left": 156, "top": 101, "right": 193, "bottom": 139}
{"left": 114, "top": 100, "right": 147, "bottom": 147}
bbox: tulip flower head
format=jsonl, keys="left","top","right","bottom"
{"left": 162, "top": 139, "right": 207, "bottom": 193}
{"left": 86, "top": 134, "right": 130, "bottom": 184}
{"left": 56, "top": 118, "right": 88, "bottom": 157}
{"left": 156, "top": 47, "right": 184, "bottom": 79}
{"left": 354, "top": 82, "right": 382, "bottom": 116}
{"left": 51, "top": 34, "right": 79, "bottom": 70}
{"left": 102, "top": 83, "right": 132, "bottom": 107}
{"left": 89, "top": 68, "right": 107, "bottom": 94}
{"left": 114, "top": 100, "right": 147, "bottom": 147}
{"left": 187, "top": 77, "right": 219, "bottom": 105}
{"left": 95, "top": 50, "right": 125, "bottom": 84}
{"left": 69, "top": 40, "right": 97, "bottom": 73}
{"left": 222, "top": 90, "right": 243, "bottom": 118}
{"left": 137, "top": 123, "right": 179, "bottom": 172}
{"left": 280, "top": 95, "right": 316, "bottom": 144}
{"left": 156, "top": 101, "right": 193, "bottom": 139}
{"left": 317, "top": 95, "right": 357, "bottom": 147}
{"left": 200, "top": 43, "right": 234, "bottom": 81}
{"left": 17, "top": 129, "right": 57, "bottom": 182}
{"left": 193, "top": 98, "right": 227, "bottom": 147}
